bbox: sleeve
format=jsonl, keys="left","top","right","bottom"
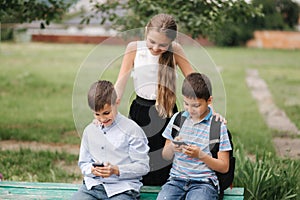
{"left": 117, "top": 127, "right": 150, "bottom": 179}
{"left": 162, "top": 112, "right": 178, "bottom": 140}
{"left": 78, "top": 129, "right": 96, "bottom": 178}
{"left": 219, "top": 123, "right": 232, "bottom": 152}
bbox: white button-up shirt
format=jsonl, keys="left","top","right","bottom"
{"left": 78, "top": 113, "right": 150, "bottom": 197}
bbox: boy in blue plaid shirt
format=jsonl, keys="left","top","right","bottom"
{"left": 157, "top": 73, "right": 232, "bottom": 200}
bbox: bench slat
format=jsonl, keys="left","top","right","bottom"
{"left": 0, "top": 181, "right": 243, "bottom": 199}
{"left": 224, "top": 187, "right": 244, "bottom": 196}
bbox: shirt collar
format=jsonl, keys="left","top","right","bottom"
{"left": 182, "top": 107, "right": 212, "bottom": 124}
{"left": 101, "top": 112, "right": 120, "bottom": 132}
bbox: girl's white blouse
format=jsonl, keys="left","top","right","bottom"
{"left": 132, "top": 41, "right": 159, "bottom": 100}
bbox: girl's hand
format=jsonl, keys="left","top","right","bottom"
{"left": 92, "top": 119, "right": 101, "bottom": 125}
{"left": 209, "top": 104, "right": 227, "bottom": 124}
{"left": 213, "top": 112, "right": 227, "bottom": 124}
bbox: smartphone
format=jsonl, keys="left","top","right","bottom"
{"left": 172, "top": 140, "right": 187, "bottom": 146}
{"left": 92, "top": 162, "right": 104, "bottom": 167}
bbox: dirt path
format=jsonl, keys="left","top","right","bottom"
{"left": 246, "top": 69, "right": 300, "bottom": 159}
{"left": 0, "top": 140, "right": 80, "bottom": 155}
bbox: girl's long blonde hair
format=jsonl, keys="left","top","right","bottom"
{"left": 146, "top": 14, "right": 177, "bottom": 118}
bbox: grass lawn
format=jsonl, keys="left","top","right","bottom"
{"left": 1, "top": 42, "right": 300, "bottom": 152}
{"left": 1, "top": 42, "right": 300, "bottom": 192}
{"left": 207, "top": 47, "right": 300, "bottom": 152}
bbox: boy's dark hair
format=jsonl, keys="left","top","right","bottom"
{"left": 87, "top": 80, "right": 117, "bottom": 111}
{"left": 182, "top": 73, "right": 212, "bottom": 101}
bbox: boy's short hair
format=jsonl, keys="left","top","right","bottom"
{"left": 87, "top": 80, "right": 117, "bottom": 111}
{"left": 182, "top": 73, "right": 212, "bottom": 101}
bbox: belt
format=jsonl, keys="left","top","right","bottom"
{"left": 135, "top": 95, "right": 156, "bottom": 106}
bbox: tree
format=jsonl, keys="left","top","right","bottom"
{"left": 81, "top": 0, "right": 263, "bottom": 39}
{"left": 0, "top": 0, "right": 76, "bottom": 28}
{"left": 271, "top": 0, "right": 300, "bottom": 29}
{"left": 207, "top": 0, "right": 300, "bottom": 46}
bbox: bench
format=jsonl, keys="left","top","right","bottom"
{"left": 0, "top": 181, "right": 244, "bottom": 199}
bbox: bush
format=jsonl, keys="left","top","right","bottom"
{"left": 234, "top": 145, "right": 300, "bottom": 199}
{"left": 211, "top": 0, "right": 300, "bottom": 46}
{"left": 1, "top": 27, "right": 14, "bottom": 41}
{"left": 211, "top": 22, "right": 254, "bottom": 46}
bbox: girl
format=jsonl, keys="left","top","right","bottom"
{"left": 115, "top": 13, "right": 194, "bottom": 186}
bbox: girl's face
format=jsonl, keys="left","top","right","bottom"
{"left": 183, "top": 96, "right": 212, "bottom": 122}
{"left": 146, "top": 30, "right": 172, "bottom": 56}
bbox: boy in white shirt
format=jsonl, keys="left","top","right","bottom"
{"left": 72, "top": 80, "right": 149, "bottom": 200}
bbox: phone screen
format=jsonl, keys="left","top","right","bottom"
{"left": 172, "top": 141, "right": 187, "bottom": 146}
{"left": 92, "top": 163, "right": 104, "bottom": 167}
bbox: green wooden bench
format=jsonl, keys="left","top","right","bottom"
{"left": 0, "top": 181, "right": 244, "bottom": 199}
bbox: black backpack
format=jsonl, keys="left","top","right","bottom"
{"left": 171, "top": 111, "right": 235, "bottom": 199}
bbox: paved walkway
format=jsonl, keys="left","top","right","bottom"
{"left": 246, "top": 69, "right": 300, "bottom": 159}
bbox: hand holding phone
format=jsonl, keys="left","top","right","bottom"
{"left": 92, "top": 162, "right": 104, "bottom": 167}
{"left": 172, "top": 140, "right": 187, "bottom": 146}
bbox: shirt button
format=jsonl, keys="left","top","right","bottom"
{"left": 101, "top": 147, "right": 104, "bottom": 150}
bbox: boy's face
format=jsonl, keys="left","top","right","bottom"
{"left": 93, "top": 103, "right": 118, "bottom": 127}
{"left": 183, "top": 96, "right": 212, "bottom": 121}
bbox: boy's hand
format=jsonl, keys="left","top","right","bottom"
{"left": 172, "top": 137, "right": 186, "bottom": 152}
{"left": 91, "top": 162, "right": 119, "bottom": 177}
{"left": 182, "top": 145, "right": 207, "bottom": 159}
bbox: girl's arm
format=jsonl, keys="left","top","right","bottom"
{"left": 173, "top": 42, "right": 195, "bottom": 77}
{"left": 115, "top": 41, "right": 137, "bottom": 102}
{"left": 173, "top": 42, "right": 226, "bottom": 122}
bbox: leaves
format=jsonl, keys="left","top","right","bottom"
{"left": 81, "top": 0, "right": 262, "bottom": 39}
{"left": 0, "top": 0, "right": 76, "bottom": 25}
{"left": 234, "top": 147, "right": 300, "bottom": 200}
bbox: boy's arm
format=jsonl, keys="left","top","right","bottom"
{"left": 162, "top": 138, "right": 186, "bottom": 160}
{"left": 162, "top": 140, "right": 175, "bottom": 160}
{"left": 203, "top": 120, "right": 231, "bottom": 173}
{"left": 201, "top": 151, "right": 230, "bottom": 173}
{"left": 161, "top": 112, "right": 183, "bottom": 160}
{"left": 117, "top": 129, "right": 150, "bottom": 179}
{"left": 182, "top": 145, "right": 230, "bottom": 173}
{"left": 78, "top": 136, "right": 96, "bottom": 178}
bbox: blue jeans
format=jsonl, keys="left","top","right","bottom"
{"left": 71, "top": 183, "right": 139, "bottom": 200}
{"left": 156, "top": 178, "right": 218, "bottom": 200}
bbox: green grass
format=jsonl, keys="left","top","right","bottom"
{"left": 208, "top": 47, "right": 300, "bottom": 127}
{"left": 1, "top": 43, "right": 300, "bottom": 152}
{"left": 0, "top": 149, "right": 81, "bottom": 183}
{"left": 1, "top": 43, "right": 300, "bottom": 196}
{"left": 206, "top": 47, "right": 300, "bottom": 152}
{"left": 0, "top": 43, "right": 95, "bottom": 143}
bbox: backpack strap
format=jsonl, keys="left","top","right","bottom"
{"left": 209, "top": 115, "right": 222, "bottom": 158}
{"left": 171, "top": 111, "right": 187, "bottom": 139}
